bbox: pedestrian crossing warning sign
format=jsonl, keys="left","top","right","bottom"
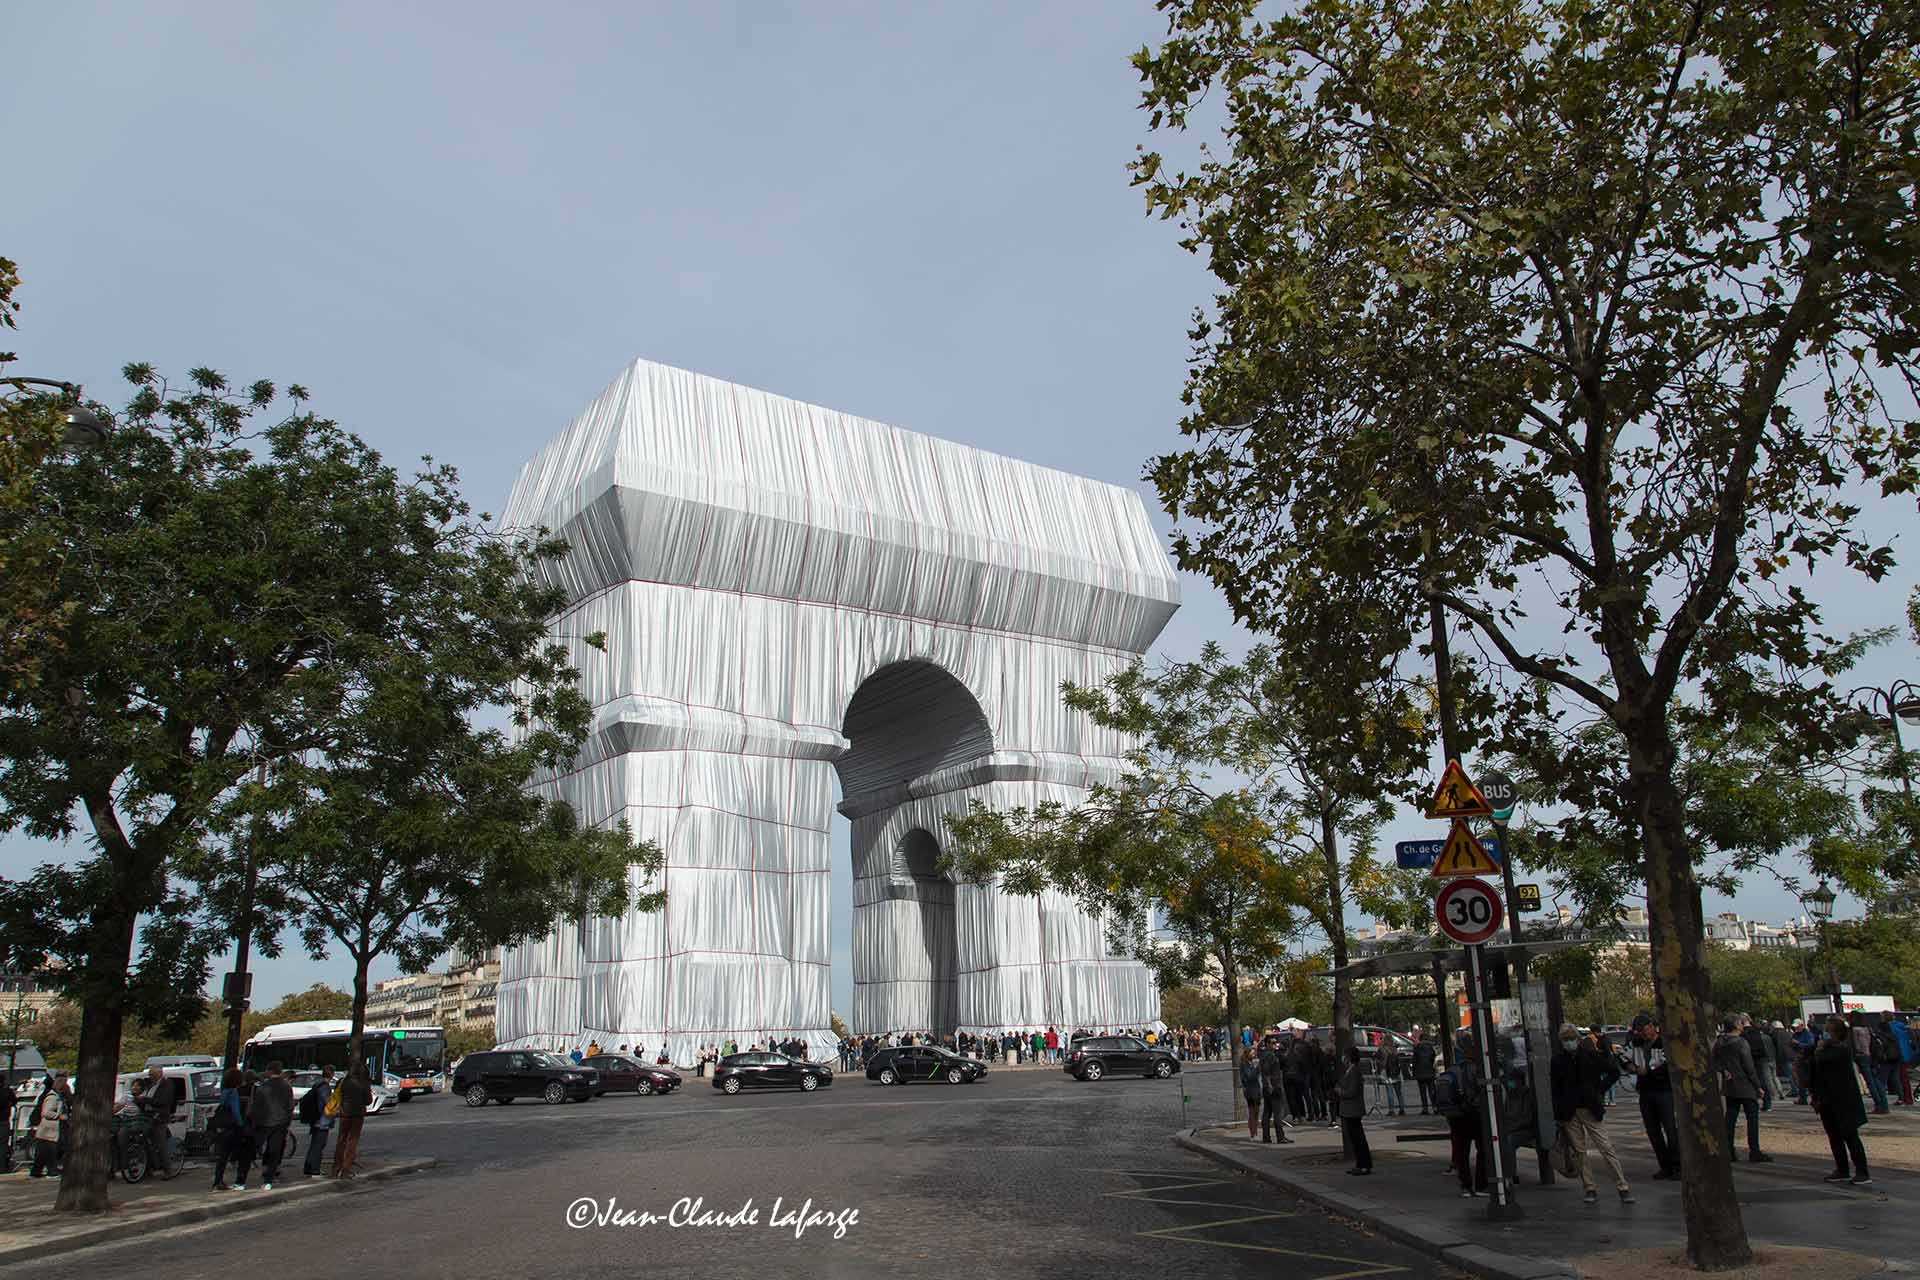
{"left": 1425, "top": 759, "right": 1494, "bottom": 819}
{"left": 1429, "top": 820, "right": 1500, "bottom": 878}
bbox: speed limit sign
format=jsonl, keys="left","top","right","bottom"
{"left": 1434, "top": 878, "right": 1503, "bottom": 945}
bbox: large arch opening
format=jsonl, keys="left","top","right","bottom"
{"left": 833, "top": 661, "right": 989, "bottom": 1039}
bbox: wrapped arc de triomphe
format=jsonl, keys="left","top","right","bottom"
{"left": 494, "top": 358, "right": 1180, "bottom": 1064}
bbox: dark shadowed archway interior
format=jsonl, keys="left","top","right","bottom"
{"left": 835, "top": 660, "right": 985, "bottom": 1035}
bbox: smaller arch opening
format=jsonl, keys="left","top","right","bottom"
{"left": 896, "top": 828, "right": 944, "bottom": 882}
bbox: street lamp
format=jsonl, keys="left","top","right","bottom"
{"left": 1802, "top": 880, "right": 1840, "bottom": 1016}
{"left": 2, "top": 376, "right": 109, "bottom": 448}
{"left": 1851, "top": 679, "right": 1920, "bottom": 798}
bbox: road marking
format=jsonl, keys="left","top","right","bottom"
{"left": 1102, "top": 1171, "right": 1405, "bottom": 1276}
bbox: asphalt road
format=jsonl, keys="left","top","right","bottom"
{"left": 19, "top": 1061, "right": 1435, "bottom": 1280}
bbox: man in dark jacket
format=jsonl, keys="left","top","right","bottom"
{"left": 1712, "top": 1016, "right": 1771, "bottom": 1162}
{"left": 1739, "top": 1014, "right": 1776, "bottom": 1111}
{"left": 1258, "top": 1034, "right": 1293, "bottom": 1144}
{"left": 1622, "top": 1013, "right": 1679, "bottom": 1179}
{"left": 1550, "top": 1022, "right": 1633, "bottom": 1204}
{"left": 332, "top": 1063, "right": 374, "bottom": 1178}
{"left": 1411, "top": 1027, "right": 1439, "bottom": 1115}
{"left": 248, "top": 1060, "right": 296, "bottom": 1189}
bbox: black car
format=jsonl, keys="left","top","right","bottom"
{"left": 710, "top": 1051, "right": 833, "bottom": 1094}
{"left": 1064, "top": 1036, "right": 1181, "bottom": 1081}
{"left": 865, "top": 1046, "right": 986, "bottom": 1085}
{"left": 583, "top": 1053, "right": 682, "bottom": 1096}
{"left": 453, "top": 1050, "right": 600, "bottom": 1106}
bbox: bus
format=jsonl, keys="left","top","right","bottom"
{"left": 240, "top": 1020, "right": 450, "bottom": 1100}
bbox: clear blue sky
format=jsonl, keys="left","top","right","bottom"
{"left": 2, "top": 1, "right": 1910, "bottom": 1010}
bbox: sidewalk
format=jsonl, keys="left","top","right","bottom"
{"left": 1176, "top": 1098, "right": 1918, "bottom": 1280}
{"left": 0, "top": 1156, "right": 436, "bottom": 1265}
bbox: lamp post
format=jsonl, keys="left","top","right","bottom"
{"left": 1, "top": 377, "right": 109, "bottom": 448}
{"left": 1850, "top": 679, "right": 1920, "bottom": 796}
{"left": 1803, "top": 881, "right": 1840, "bottom": 1016}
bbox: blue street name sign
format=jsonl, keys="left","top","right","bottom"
{"left": 1396, "top": 832, "right": 1504, "bottom": 869}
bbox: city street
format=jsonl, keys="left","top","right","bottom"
{"left": 1, "top": 1062, "right": 1431, "bottom": 1280}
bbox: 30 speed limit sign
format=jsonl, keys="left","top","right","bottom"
{"left": 1434, "top": 878, "right": 1503, "bottom": 946}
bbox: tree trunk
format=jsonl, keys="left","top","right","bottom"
{"left": 1323, "top": 806, "right": 1354, "bottom": 1157}
{"left": 1634, "top": 722, "right": 1752, "bottom": 1269}
{"left": 55, "top": 900, "right": 140, "bottom": 1213}
{"left": 349, "top": 944, "right": 371, "bottom": 1073}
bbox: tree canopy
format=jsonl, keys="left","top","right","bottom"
{"left": 1133, "top": 1, "right": 1919, "bottom": 1264}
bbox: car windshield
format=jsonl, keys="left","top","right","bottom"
{"left": 533, "top": 1053, "right": 575, "bottom": 1069}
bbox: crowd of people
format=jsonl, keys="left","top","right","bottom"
{"left": 1224, "top": 1008, "right": 1913, "bottom": 1194}
{"left": 206, "top": 1059, "right": 374, "bottom": 1191}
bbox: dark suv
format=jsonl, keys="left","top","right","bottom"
{"left": 453, "top": 1051, "right": 599, "bottom": 1106}
{"left": 1064, "top": 1036, "right": 1180, "bottom": 1081}
{"left": 866, "top": 1046, "right": 986, "bottom": 1085}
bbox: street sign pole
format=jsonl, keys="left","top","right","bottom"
{"left": 1494, "top": 815, "right": 1524, "bottom": 980}
{"left": 1467, "top": 940, "right": 1520, "bottom": 1220}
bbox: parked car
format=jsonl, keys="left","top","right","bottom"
{"left": 583, "top": 1053, "right": 682, "bottom": 1096}
{"left": 144, "top": 1054, "right": 221, "bottom": 1071}
{"left": 453, "top": 1050, "right": 600, "bottom": 1106}
{"left": 710, "top": 1051, "right": 833, "bottom": 1094}
{"left": 1064, "top": 1036, "right": 1181, "bottom": 1081}
{"left": 865, "top": 1045, "right": 986, "bottom": 1085}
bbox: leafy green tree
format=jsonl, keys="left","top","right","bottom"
{"left": 1160, "top": 984, "right": 1224, "bottom": 1028}
{"left": 1135, "top": 3, "right": 1919, "bottom": 1263}
{"left": 1819, "top": 916, "right": 1920, "bottom": 1008}
{"left": 1703, "top": 944, "right": 1803, "bottom": 1025}
{"left": 0, "top": 366, "right": 610, "bottom": 1212}
{"left": 446, "top": 1020, "right": 496, "bottom": 1062}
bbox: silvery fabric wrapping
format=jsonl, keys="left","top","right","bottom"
{"left": 494, "top": 359, "right": 1179, "bottom": 1065}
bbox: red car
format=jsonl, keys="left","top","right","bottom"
{"left": 583, "top": 1053, "right": 682, "bottom": 1096}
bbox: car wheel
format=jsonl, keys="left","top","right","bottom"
{"left": 464, "top": 1085, "right": 488, "bottom": 1107}
{"left": 1154, "top": 1059, "right": 1174, "bottom": 1078}
{"left": 801, "top": 1074, "right": 819, "bottom": 1092}
{"left": 1083, "top": 1060, "right": 1104, "bottom": 1081}
{"left": 544, "top": 1081, "right": 567, "bottom": 1105}
{"left": 637, "top": 1079, "right": 654, "bottom": 1096}
{"left": 946, "top": 1067, "right": 964, "bottom": 1084}
{"left": 878, "top": 1068, "right": 897, "bottom": 1085}
{"left": 722, "top": 1077, "right": 742, "bottom": 1095}
{"left": 397, "top": 1091, "right": 411, "bottom": 1103}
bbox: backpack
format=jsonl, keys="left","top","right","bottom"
{"left": 1431, "top": 1068, "right": 1463, "bottom": 1116}
{"left": 1874, "top": 1030, "right": 1901, "bottom": 1065}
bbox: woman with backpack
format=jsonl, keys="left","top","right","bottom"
{"left": 209, "top": 1067, "right": 252, "bottom": 1191}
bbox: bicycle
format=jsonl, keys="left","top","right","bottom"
{"left": 112, "top": 1112, "right": 184, "bottom": 1184}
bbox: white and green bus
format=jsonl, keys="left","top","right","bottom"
{"left": 241, "top": 1020, "right": 449, "bottom": 1099}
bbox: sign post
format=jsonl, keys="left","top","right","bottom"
{"left": 1427, "top": 760, "right": 1521, "bottom": 1222}
{"left": 1477, "top": 770, "right": 1524, "bottom": 980}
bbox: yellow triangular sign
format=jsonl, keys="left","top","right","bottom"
{"left": 1430, "top": 820, "right": 1500, "bottom": 878}
{"left": 1426, "top": 759, "right": 1493, "bottom": 819}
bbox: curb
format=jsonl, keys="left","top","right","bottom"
{"left": 0, "top": 1157, "right": 437, "bottom": 1267}
{"left": 1173, "top": 1130, "right": 1575, "bottom": 1280}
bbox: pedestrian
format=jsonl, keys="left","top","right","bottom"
{"left": 1869, "top": 1017, "right": 1903, "bottom": 1110}
{"left": 1768, "top": 1020, "right": 1795, "bottom": 1096}
{"left": 1551, "top": 1022, "right": 1634, "bottom": 1204}
{"left": 27, "top": 1077, "right": 68, "bottom": 1178}
{"left": 1438, "top": 1045, "right": 1486, "bottom": 1196}
{"left": 1811, "top": 1016, "right": 1872, "bottom": 1185}
{"left": 1382, "top": 1039, "right": 1407, "bottom": 1116}
{"left": 209, "top": 1067, "right": 249, "bottom": 1190}
{"left": 1712, "top": 1015, "right": 1772, "bottom": 1162}
{"left": 1890, "top": 1013, "right": 1916, "bottom": 1106}
{"left": 332, "top": 1063, "right": 373, "bottom": 1179}
{"left": 1336, "top": 1046, "right": 1372, "bottom": 1175}
{"left": 1258, "top": 1034, "right": 1293, "bottom": 1145}
{"left": 0, "top": 1073, "right": 14, "bottom": 1174}
{"left": 1791, "top": 1020, "right": 1816, "bottom": 1103}
{"left": 1316, "top": 1037, "right": 1339, "bottom": 1127}
{"left": 1239, "top": 1046, "right": 1262, "bottom": 1140}
{"left": 1283, "top": 1033, "right": 1309, "bottom": 1122}
{"left": 248, "top": 1060, "right": 295, "bottom": 1190}
{"left": 1622, "top": 1014, "right": 1679, "bottom": 1179}
{"left": 299, "top": 1064, "right": 337, "bottom": 1176}
{"left": 1410, "top": 1026, "right": 1438, "bottom": 1115}
{"left": 1739, "top": 1014, "right": 1776, "bottom": 1111}
{"left": 1850, "top": 1017, "right": 1891, "bottom": 1114}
